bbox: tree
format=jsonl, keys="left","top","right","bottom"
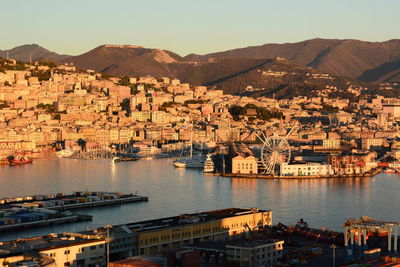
{"left": 228, "top": 105, "right": 246, "bottom": 121}
{"left": 120, "top": 98, "right": 131, "bottom": 116}
{"left": 118, "top": 76, "right": 131, "bottom": 86}
{"left": 77, "top": 138, "right": 87, "bottom": 151}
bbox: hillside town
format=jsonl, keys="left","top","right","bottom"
{"left": 1, "top": 59, "right": 400, "bottom": 176}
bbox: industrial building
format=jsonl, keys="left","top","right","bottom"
{"left": 0, "top": 208, "right": 272, "bottom": 265}
{"left": 226, "top": 239, "right": 284, "bottom": 267}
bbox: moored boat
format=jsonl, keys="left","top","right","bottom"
{"left": 7, "top": 156, "right": 33, "bottom": 166}
{"left": 203, "top": 153, "right": 214, "bottom": 173}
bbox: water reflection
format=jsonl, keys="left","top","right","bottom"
{"left": 0, "top": 158, "right": 399, "bottom": 241}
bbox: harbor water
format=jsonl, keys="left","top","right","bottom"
{"left": 0, "top": 154, "right": 399, "bottom": 241}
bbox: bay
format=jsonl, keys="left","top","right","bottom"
{"left": 0, "top": 155, "right": 399, "bottom": 241}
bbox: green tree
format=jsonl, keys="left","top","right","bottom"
{"left": 118, "top": 76, "right": 131, "bottom": 86}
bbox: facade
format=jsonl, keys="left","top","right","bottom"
{"left": 328, "top": 152, "right": 377, "bottom": 175}
{"left": 230, "top": 143, "right": 258, "bottom": 174}
{"left": 382, "top": 101, "right": 400, "bottom": 118}
{"left": 232, "top": 155, "right": 259, "bottom": 174}
{"left": 226, "top": 239, "right": 284, "bottom": 267}
{"left": 361, "top": 138, "right": 384, "bottom": 150}
{"left": 39, "top": 239, "right": 106, "bottom": 267}
{"left": 322, "top": 138, "right": 341, "bottom": 149}
{"left": 126, "top": 208, "right": 272, "bottom": 256}
{"left": 280, "top": 162, "right": 332, "bottom": 176}
{"left": 0, "top": 233, "right": 106, "bottom": 267}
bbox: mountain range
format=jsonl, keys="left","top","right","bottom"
{"left": 2, "top": 39, "right": 400, "bottom": 96}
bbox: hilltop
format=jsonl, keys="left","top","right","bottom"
{"left": 0, "top": 44, "right": 69, "bottom": 62}
{"left": 2, "top": 39, "right": 400, "bottom": 98}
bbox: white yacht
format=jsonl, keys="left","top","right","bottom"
{"left": 173, "top": 160, "right": 186, "bottom": 168}
{"left": 203, "top": 154, "right": 214, "bottom": 173}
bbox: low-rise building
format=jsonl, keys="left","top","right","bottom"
{"left": 230, "top": 143, "right": 258, "bottom": 174}
{"left": 280, "top": 162, "right": 332, "bottom": 176}
{"left": 226, "top": 239, "right": 284, "bottom": 267}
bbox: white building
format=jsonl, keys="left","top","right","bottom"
{"left": 280, "top": 162, "right": 332, "bottom": 176}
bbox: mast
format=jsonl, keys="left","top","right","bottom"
{"left": 190, "top": 122, "right": 193, "bottom": 158}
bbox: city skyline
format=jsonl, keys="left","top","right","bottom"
{"left": 2, "top": 0, "right": 400, "bottom": 56}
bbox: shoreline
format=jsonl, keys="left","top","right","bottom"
{"left": 215, "top": 168, "right": 382, "bottom": 179}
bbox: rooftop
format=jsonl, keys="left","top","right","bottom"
{"left": 0, "top": 233, "right": 104, "bottom": 256}
{"left": 125, "top": 208, "right": 269, "bottom": 233}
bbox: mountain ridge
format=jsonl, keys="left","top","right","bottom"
{"left": 2, "top": 38, "right": 400, "bottom": 86}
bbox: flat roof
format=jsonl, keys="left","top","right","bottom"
{"left": 125, "top": 208, "right": 270, "bottom": 233}
{"left": 227, "top": 239, "right": 283, "bottom": 248}
{"left": 184, "top": 238, "right": 283, "bottom": 252}
{"left": 0, "top": 234, "right": 104, "bottom": 256}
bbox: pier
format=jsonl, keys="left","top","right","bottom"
{"left": 49, "top": 195, "right": 149, "bottom": 211}
{"left": 216, "top": 168, "right": 382, "bottom": 179}
{"left": 0, "top": 214, "right": 92, "bottom": 232}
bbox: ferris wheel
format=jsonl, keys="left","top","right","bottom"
{"left": 252, "top": 126, "right": 296, "bottom": 174}
{"left": 259, "top": 133, "right": 291, "bottom": 174}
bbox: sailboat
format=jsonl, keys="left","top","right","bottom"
{"left": 173, "top": 124, "right": 204, "bottom": 169}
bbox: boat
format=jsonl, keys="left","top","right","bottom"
{"left": 143, "top": 156, "right": 153, "bottom": 160}
{"left": 203, "top": 154, "right": 214, "bottom": 173}
{"left": 173, "top": 161, "right": 186, "bottom": 168}
{"left": 113, "top": 156, "right": 139, "bottom": 163}
{"left": 7, "top": 156, "right": 33, "bottom": 166}
{"left": 56, "top": 149, "right": 74, "bottom": 158}
{"left": 384, "top": 168, "right": 396, "bottom": 173}
{"left": 173, "top": 123, "right": 204, "bottom": 169}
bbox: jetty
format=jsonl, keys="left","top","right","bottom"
{"left": 216, "top": 168, "right": 382, "bottom": 179}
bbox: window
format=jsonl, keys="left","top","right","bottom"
{"left": 64, "top": 262, "right": 70, "bottom": 266}
{"left": 64, "top": 250, "right": 70, "bottom": 255}
{"left": 90, "top": 245, "right": 96, "bottom": 250}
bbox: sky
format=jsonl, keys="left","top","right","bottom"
{"left": 1, "top": 0, "right": 399, "bottom": 56}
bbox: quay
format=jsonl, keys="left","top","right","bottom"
{"left": 216, "top": 168, "right": 382, "bottom": 179}
{"left": 0, "top": 214, "right": 92, "bottom": 232}
{"left": 0, "top": 192, "right": 149, "bottom": 232}
{"left": 49, "top": 195, "right": 149, "bottom": 211}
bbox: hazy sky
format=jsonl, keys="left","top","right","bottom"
{"left": 2, "top": 0, "right": 399, "bottom": 56}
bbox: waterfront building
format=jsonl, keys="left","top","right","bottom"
{"left": 126, "top": 208, "right": 271, "bottom": 256}
{"left": 280, "top": 162, "right": 332, "bottom": 176}
{"left": 328, "top": 152, "right": 377, "bottom": 175}
{"left": 230, "top": 143, "right": 258, "bottom": 174}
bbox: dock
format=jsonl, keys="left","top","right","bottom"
{"left": 49, "top": 195, "right": 149, "bottom": 211}
{"left": 0, "top": 192, "right": 149, "bottom": 232}
{"left": 216, "top": 168, "right": 382, "bottom": 179}
{"left": 0, "top": 214, "right": 92, "bottom": 232}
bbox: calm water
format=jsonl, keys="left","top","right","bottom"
{"left": 0, "top": 154, "right": 400, "bottom": 241}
